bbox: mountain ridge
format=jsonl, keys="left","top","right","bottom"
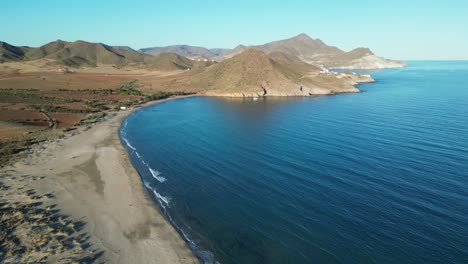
{"left": 0, "top": 40, "right": 209, "bottom": 70}
{"left": 215, "top": 34, "right": 405, "bottom": 69}
{"left": 139, "top": 33, "right": 405, "bottom": 69}
{"left": 140, "top": 45, "right": 230, "bottom": 59}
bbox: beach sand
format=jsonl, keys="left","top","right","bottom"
{"left": 0, "top": 98, "right": 199, "bottom": 263}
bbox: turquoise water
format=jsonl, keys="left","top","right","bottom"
{"left": 121, "top": 61, "right": 468, "bottom": 264}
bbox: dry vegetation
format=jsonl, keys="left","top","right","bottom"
{"left": 0, "top": 40, "right": 376, "bottom": 165}
{"left": 0, "top": 64, "right": 196, "bottom": 166}
{"left": 0, "top": 171, "right": 103, "bottom": 263}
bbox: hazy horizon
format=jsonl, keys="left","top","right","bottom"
{"left": 2, "top": 0, "right": 468, "bottom": 60}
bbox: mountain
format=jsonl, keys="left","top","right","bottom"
{"left": 0, "top": 41, "right": 28, "bottom": 62}
{"left": 141, "top": 34, "right": 406, "bottom": 69}
{"left": 145, "top": 52, "right": 195, "bottom": 71}
{"left": 112, "top": 46, "right": 137, "bottom": 52}
{"left": 215, "top": 34, "right": 341, "bottom": 62}
{"left": 140, "top": 45, "right": 230, "bottom": 59}
{"left": 327, "top": 47, "right": 406, "bottom": 69}
{"left": 0, "top": 40, "right": 210, "bottom": 70}
{"left": 33, "top": 40, "right": 152, "bottom": 67}
{"left": 190, "top": 49, "right": 374, "bottom": 96}
{"left": 217, "top": 34, "right": 406, "bottom": 69}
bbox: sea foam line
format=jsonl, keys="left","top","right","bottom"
{"left": 122, "top": 137, "right": 136, "bottom": 151}
{"left": 149, "top": 168, "right": 167, "bottom": 183}
{"left": 143, "top": 181, "right": 171, "bottom": 208}
{"left": 152, "top": 189, "right": 171, "bottom": 207}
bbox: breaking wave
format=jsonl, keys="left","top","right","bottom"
{"left": 149, "top": 168, "right": 167, "bottom": 183}
{"left": 143, "top": 181, "right": 171, "bottom": 209}
{"left": 122, "top": 136, "right": 136, "bottom": 151}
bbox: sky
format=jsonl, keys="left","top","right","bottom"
{"left": 2, "top": 0, "right": 468, "bottom": 60}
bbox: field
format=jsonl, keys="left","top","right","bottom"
{"left": 0, "top": 62, "right": 197, "bottom": 166}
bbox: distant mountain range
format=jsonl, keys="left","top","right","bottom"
{"left": 140, "top": 45, "right": 230, "bottom": 60}
{"left": 1, "top": 34, "right": 405, "bottom": 70}
{"left": 0, "top": 40, "right": 209, "bottom": 70}
{"left": 0, "top": 34, "right": 403, "bottom": 96}
{"left": 140, "top": 33, "right": 406, "bottom": 69}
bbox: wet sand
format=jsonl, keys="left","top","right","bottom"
{"left": 0, "top": 97, "right": 199, "bottom": 263}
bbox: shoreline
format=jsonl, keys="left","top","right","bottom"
{"left": 0, "top": 89, "right": 373, "bottom": 263}
{"left": 1, "top": 96, "right": 199, "bottom": 263}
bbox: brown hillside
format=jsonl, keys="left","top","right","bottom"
{"left": 190, "top": 49, "right": 367, "bottom": 96}
{"left": 0, "top": 40, "right": 207, "bottom": 70}
{"left": 0, "top": 41, "right": 27, "bottom": 62}
{"left": 217, "top": 33, "right": 405, "bottom": 69}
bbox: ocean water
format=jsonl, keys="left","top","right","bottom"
{"left": 120, "top": 61, "right": 468, "bottom": 264}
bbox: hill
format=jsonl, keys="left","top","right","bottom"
{"left": 0, "top": 41, "right": 27, "bottom": 62}
{"left": 217, "top": 34, "right": 406, "bottom": 69}
{"left": 328, "top": 47, "right": 406, "bottom": 69}
{"left": 190, "top": 49, "right": 374, "bottom": 96}
{"left": 145, "top": 52, "right": 194, "bottom": 71}
{"left": 0, "top": 40, "right": 213, "bottom": 70}
{"left": 112, "top": 46, "right": 137, "bottom": 52}
{"left": 140, "top": 45, "right": 230, "bottom": 60}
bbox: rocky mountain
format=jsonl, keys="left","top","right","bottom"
{"left": 0, "top": 41, "right": 28, "bottom": 62}
{"left": 190, "top": 49, "right": 374, "bottom": 96}
{"left": 112, "top": 46, "right": 137, "bottom": 52}
{"left": 327, "top": 47, "right": 406, "bottom": 69}
{"left": 146, "top": 52, "right": 196, "bottom": 71}
{"left": 139, "top": 34, "right": 405, "bottom": 69}
{"left": 140, "top": 45, "right": 230, "bottom": 60}
{"left": 216, "top": 34, "right": 406, "bottom": 69}
{"left": 0, "top": 40, "right": 211, "bottom": 70}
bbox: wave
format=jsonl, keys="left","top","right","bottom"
{"left": 180, "top": 228, "right": 219, "bottom": 264}
{"left": 134, "top": 151, "right": 149, "bottom": 166}
{"left": 152, "top": 189, "right": 171, "bottom": 207}
{"left": 122, "top": 116, "right": 219, "bottom": 264}
{"left": 122, "top": 137, "right": 136, "bottom": 151}
{"left": 143, "top": 181, "right": 171, "bottom": 208}
{"left": 149, "top": 168, "right": 167, "bottom": 183}
{"left": 143, "top": 181, "right": 151, "bottom": 189}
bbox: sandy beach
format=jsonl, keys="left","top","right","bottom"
{"left": 0, "top": 97, "right": 199, "bottom": 263}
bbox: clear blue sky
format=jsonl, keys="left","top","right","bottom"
{"left": 2, "top": 0, "right": 467, "bottom": 60}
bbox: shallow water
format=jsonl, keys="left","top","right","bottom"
{"left": 121, "top": 61, "right": 468, "bottom": 264}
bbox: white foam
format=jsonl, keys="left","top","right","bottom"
{"left": 143, "top": 181, "right": 151, "bottom": 189}
{"left": 136, "top": 153, "right": 147, "bottom": 165}
{"left": 181, "top": 229, "right": 196, "bottom": 246}
{"left": 149, "top": 168, "right": 167, "bottom": 183}
{"left": 135, "top": 151, "right": 142, "bottom": 159}
{"left": 142, "top": 181, "right": 170, "bottom": 208}
{"left": 122, "top": 137, "right": 136, "bottom": 151}
{"left": 152, "top": 189, "right": 171, "bottom": 207}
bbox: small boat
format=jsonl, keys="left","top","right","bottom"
{"left": 253, "top": 96, "right": 259, "bottom": 101}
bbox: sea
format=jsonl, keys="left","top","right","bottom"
{"left": 120, "top": 61, "right": 468, "bottom": 264}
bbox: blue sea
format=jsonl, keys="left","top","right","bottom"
{"left": 120, "top": 61, "right": 468, "bottom": 264}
